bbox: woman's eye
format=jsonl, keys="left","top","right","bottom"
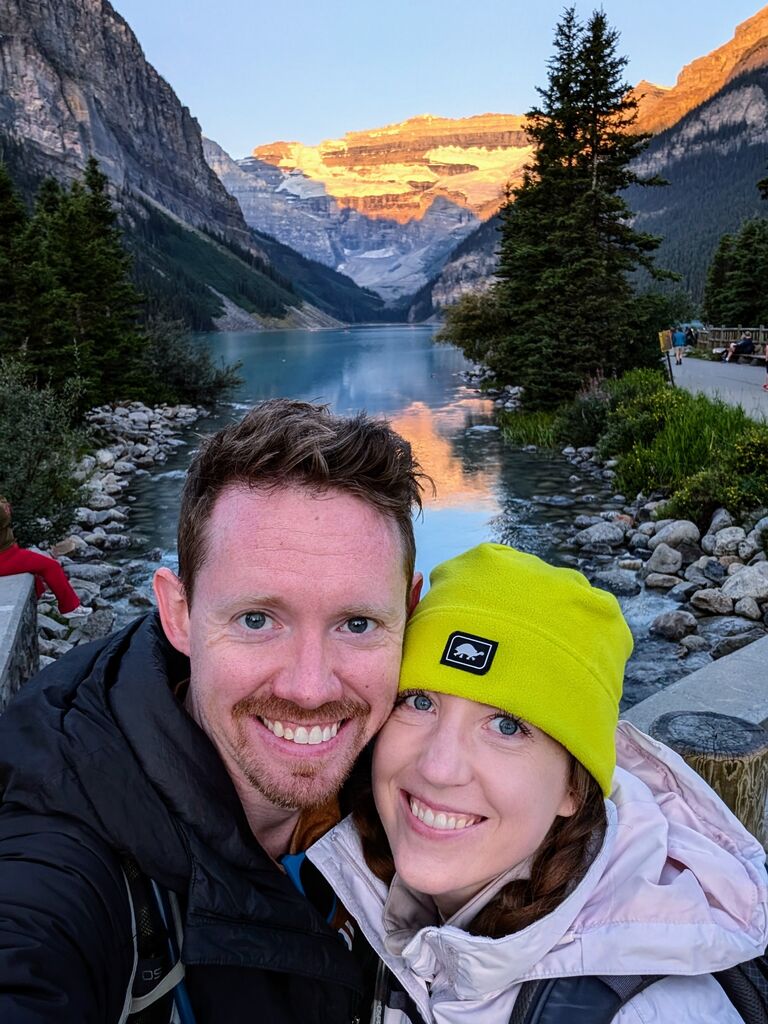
{"left": 344, "top": 616, "right": 374, "bottom": 634}
{"left": 405, "top": 693, "right": 433, "bottom": 713}
{"left": 490, "top": 715, "right": 521, "bottom": 737}
{"left": 239, "top": 611, "right": 273, "bottom": 631}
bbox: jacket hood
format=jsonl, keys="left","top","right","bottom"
{"left": 309, "top": 721, "right": 768, "bottom": 1001}
{"left": 0, "top": 613, "right": 358, "bottom": 985}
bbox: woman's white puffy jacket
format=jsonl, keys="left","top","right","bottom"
{"left": 309, "top": 722, "right": 768, "bottom": 1024}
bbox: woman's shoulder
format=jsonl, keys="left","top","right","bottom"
{"left": 617, "top": 974, "right": 745, "bottom": 1023}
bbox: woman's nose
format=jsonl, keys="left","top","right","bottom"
{"left": 414, "top": 720, "right": 474, "bottom": 789}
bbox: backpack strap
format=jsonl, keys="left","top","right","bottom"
{"left": 120, "top": 857, "right": 196, "bottom": 1024}
{"left": 509, "top": 974, "right": 663, "bottom": 1024}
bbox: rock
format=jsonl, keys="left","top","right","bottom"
{"left": 87, "top": 492, "right": 117, "bottom": 511}
{"left": 74, "top": 608, "right": 116, "bottom": 641}
{"left": 74, "top": 507, "right": 98, "bottom": 527}
{"left": 50, "top": 537, "right": 80, "bottom": 557}
{"left": 644, "top": 572, "right": 682, "bottom": 589}
{"left": 572, "top": 522, "right": 626, "bottom": 548}
{"left": 637, "top": 522, "right": 657, "bottom": 537}
{"left": 713, "top": 526, "right": 746, "bottom": 556}
{"left": 708, "top": 508, "right": 733, "bottom": 534}
{"left": 700, "top": 534, "right": 715, "bottom": 555}
{"left": 678, "top": 634, "right": 710, "bottom": 654}
{"left": 648, "top": 520, "right": 700, "bottom": 551}
{"left": 94, "top": 448, "right": 115, "bottom": 469}
{"left": 650, "top": 610, "right": 698, "bottom": 641}
{"left": 734, "top": 597, "right": 762, "bottom": 620}
{"left": 113, "top": 460, "right": 136, "bottom": 474}
{"left": 573, "top": 515, "right": 603, "bottom": 529}
{"left": 698, "top": 616, "right": 760, "bottom": 639}
{"left": 592, "top": 569, "right": 641, "bottom": 597}
{"left": 63, "top": 561, "right": 120, "bottom": 583}
{"left": 676, "top": 541, "right": 703, "bottom": 565}
{"left": 690, "top": 589, "right": 734, "bottom": 615}
{"left": 37, "top": 613, "right": 69, "bottom": 639}
{"left": 617, "top": 558, "right": 643, "bottom": 571}
{"left": 128, "top": 593, "right": 153, "bottom": 607}
{"left": 711, "top": 629, "right": 766, "bottom": 660}
{"left": 702, "top": 559, "right": 726, "bottom": 583}
{"left": 628, "top": 532, "right": 650, "bottom": 550}
{"left": 720, "top": 562, "right": 768, "bottom": 601}
{"left": 666, "top": 580, "right": 702, "bottom": 603}
{"left": 644, "top": 542, "right": 683, "bottom": 576}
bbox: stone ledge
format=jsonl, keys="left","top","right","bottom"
{"left": 0, "top": 575, "right": 39, "bottom": 713}
{"left": 624, "top": 636, "right": 768, "bottom": 733}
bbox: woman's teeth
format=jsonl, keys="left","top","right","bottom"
{"left": 261, "top": 718, "right": 340, "bottom": 745}
{"left": 409, "top": 796, "right": 480, "bottom": 831}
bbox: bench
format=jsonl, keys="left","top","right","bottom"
{"left": 712, "top": 346, "right": 767, "bottom": 366}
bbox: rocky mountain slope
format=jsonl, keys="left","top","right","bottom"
{"left": 208, "top": 115, "right": 530, "bottom": 305}
{"left": 0, "top": 0, "right": 382, "bottom": 327}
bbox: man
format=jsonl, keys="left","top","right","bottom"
{"left": 0, "top": 399, "right": 425, "bottom": 1023}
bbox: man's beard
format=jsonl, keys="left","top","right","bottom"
{"left": 231, "top": 693, "right": 370, "bottom": 810}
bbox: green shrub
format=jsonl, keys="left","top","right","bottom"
{"left": 551, "top": 393, "right": 610, "bottom": 447}
{"left": 603, "top": 367, "right": 668, "bottom": 406}
{"left": 0, "top": 358, "right": 86, "bottom": 546}
{"left": 140, "top": 317, "right": 242, "bottom": 407}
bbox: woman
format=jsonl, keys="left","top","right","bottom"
{"left": 309, "top": 544, "right": 768, "bottom": 1023}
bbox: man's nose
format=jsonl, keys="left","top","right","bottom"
{"left": 269, "top": 632, "right": 345, "bottom": 709}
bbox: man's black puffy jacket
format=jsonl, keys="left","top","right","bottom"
{"left": 0, "top": 613, "right": 364, "bottom": 1023}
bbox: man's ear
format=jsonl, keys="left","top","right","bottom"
{"left": 407, "top": 572, "right": 423, "bottom": 617}
{"left": 153, "top": 567, "right": 191, "bottom": 656}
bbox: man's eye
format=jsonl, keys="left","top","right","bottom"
{"left": 239, "top": 611, "right": 272, "bottom": 631}
{"left": 344, "top": 616, "right": 374, "bottom": 634}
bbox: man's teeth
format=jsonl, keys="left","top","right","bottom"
{"left": 262, "top": 719, "right": 340, "bottom": 745}
{"left": 409, "top": 797, "right": 480, "bottom": 831}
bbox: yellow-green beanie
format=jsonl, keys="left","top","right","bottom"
{"left": 399, "top": 544, "right": 633, "bottom": 795}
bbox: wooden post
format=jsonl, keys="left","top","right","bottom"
{"left": 650, "top": 712, "right": 768, "bottom": 846}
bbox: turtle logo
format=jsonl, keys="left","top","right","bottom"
{"left": 440, "top": 631, "right": 498, "bottom": 675}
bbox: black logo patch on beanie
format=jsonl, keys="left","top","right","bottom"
{"left": 440, "top": 631, "right": 498, "bottom": 675}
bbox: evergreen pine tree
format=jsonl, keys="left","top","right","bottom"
{"left": 0, "top": 162, "right": 28, "bottom": 346}
{"left": 702, "top": 233, "right": 734, "bottom": 324}
{"left": 444, "top": 7, "right": 666, "bottom": 409}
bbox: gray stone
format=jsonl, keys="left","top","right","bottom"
{"left": 726, "top": 561, "right": 746, "bottom": 575}
{"left": 700, "top": 534, "right": 715, "bottom": 555}
{"left": 720, "top": 562, "right": 768, "bottom": 601}
{"left": 637, "top": 522, "right": 657, "bottom": 537}
{"left": 711, "top": 629, "right": 766, "bottom": 660}
{"left": 645, "top": 542, "right": 683, "bottom": 576}
{"left": 75, "top": 608, "right": 116, "bottom": 641}
{"left": 734, "top": 597, "right": 762, "bottom": 621}
{"left": 628, "top": 532, "right": 650, "bottom": 550}
{"left": 690, "top": 589, "right": 734, "bottom": 615}
{"left": 678, "top": 634, "right": 710, "bottom": 653}
{"left": 113, "top": 460, "right": 136, "bottom": 475}
{"left": 650, "top": 610, "right": 698, "bottom": 641}
{"left": 617, "top": 558, "right": 643, "bottom": 571}
{"left": 644, "top": 572, "right": 682, "bottom": 589}
{"left": 37, "top": 613, "right": 68, "bottom": 639}
{"left": 666, "top": 581, "right": 701, "bottom": 603}
{"left": 572, "top": 522, "right": 626, "bottom": 548}
{"left": 677, "top": 541, "right": 704, "bottom": 565}
{"left": 95, "top": 448, "right": 115, "bottom": 469}
{"left": 702, "top": 559, "right": 726, "bottom": 583}
{"left": 738, "top": 536, "right": 760, "bottom": 562}
{"left": 713, "top": 526, "right": 746, "bottom": 556}
{"left": 62, "top": 561, "right": 120, "bottom": 583}
{"left": 708, "top": 508, "right": 733, "bottom": 534}
{"left": 87, "top": 492, "right": 117, "bottom": 511}
{"left": 74, "top": 507, "right": 98, "bottom": 527}
{"left": 648, "top": 519, "right": 700, "bottom": 551}
{"left": 592, "top": 569, "right": 642, "bottom": 597}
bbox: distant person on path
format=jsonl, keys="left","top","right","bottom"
{"left": 763, "top": 340, "right": 768, "bottom": 390}
{"left": 0, "top": 496, "right": 86, "bottom": 617}
{"left": 308, "top": 544, "right": 768, "bottom": 1023}
{"left": 685, "top": 325, "right": 699, "bottom": 348}
{"left": 725, "top": 330, "right": 755, "bottom": 363}
{"left": 672, "top": 325, "right": 686, "bottom": 365}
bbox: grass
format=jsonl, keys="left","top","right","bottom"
{"left": 497, "top": 409, "right": 558, "bottom": 447}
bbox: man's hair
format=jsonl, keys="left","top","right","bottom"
{"left": 178, "top": 399, "right": 428, "bottom": 602}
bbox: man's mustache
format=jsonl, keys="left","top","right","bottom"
{"left": 232, "top": 694, "right": 370, "bottom": 724}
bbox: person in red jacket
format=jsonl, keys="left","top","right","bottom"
{"left": 0, "top": 496, "right": 89, "bottom": 617}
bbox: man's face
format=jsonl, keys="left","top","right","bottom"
{"left": 161, "top": 484, "right": 414, "bottom": 811}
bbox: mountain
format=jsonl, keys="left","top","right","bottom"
{"left": 0, "top": 0, "right": 380, "bottom": 328}
{"left": 632, "top": 6, "right": 768, "bottom": 135}
{"left": 407, "top": 6, "right": 768, "bottom": 317}
{"left": 208, "top": 115, "right": 531, "bottom": 305}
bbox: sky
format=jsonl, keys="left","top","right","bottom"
{"left": 111, "top": 1, "right": 767, "bottom": 158}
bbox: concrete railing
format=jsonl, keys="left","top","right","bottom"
{"left": 623, "top": 636, "right": 768, "bottom": 732}
{"left": 0, "top": 575, "right": 39, "bottom": 713}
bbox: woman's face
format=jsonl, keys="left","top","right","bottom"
{"left": 372, "top": 690, "right": 576, "bottom": 917}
